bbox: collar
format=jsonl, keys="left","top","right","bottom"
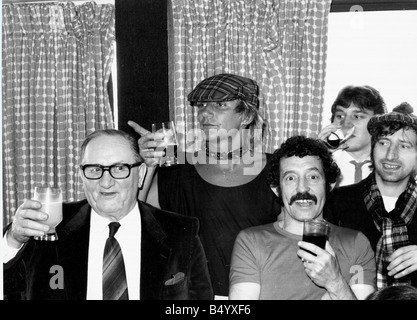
{"left": 204, "top": 142, "right": 250, "bottom": 160}
{"left": 90, "top": 202, "right": 140, "bottom": 235}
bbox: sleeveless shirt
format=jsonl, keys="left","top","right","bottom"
{"left": 157, "top": 153, "right": 280, "bottom": 296}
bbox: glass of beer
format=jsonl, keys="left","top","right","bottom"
{"left": 325, "top": 127, "right": 355, "bottom": 149}
{"left": 151, "top": 121, "right": 179, "bottom": 167}
{"left": 302, "top": 219, "right": 330, "bottom": 255}
{"left": 33, "top": 186, "right": 63, "bottom": 241}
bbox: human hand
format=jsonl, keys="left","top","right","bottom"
{"left": 297, "top": 241, "right": 344, "bottom": 290}
{"left": 7, "top": 199, "right": 50, "bottom": 248}
{"left": 318, "top": 124, "right": 351, "bottom": 151}
{"left": 387, "top": 245, "right": 417, "bottom": 280}
{"left": 317, "top": 123, "right": 342, "bottom": 142}
{"left": 128, "top": 120, "right": 167, "bottom": 167}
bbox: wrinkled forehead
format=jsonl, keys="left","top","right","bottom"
{"left": 280, "top": 155, "right": 324, "bottom": 175}
{"left": 83, "top": 135, "right": 136, "bottom": 164}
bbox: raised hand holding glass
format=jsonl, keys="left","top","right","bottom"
{"left": 33, "top": 186, "right": 63, "bottom": 241}
{"left": 151, "top": 121, "right": 179, "bottom": 167}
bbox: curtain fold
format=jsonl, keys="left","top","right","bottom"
{"left": 170, "top": 0, "right": 331, "bottom": 154}
{"left": 2, "top": 1, "right": 115, "bottom": 225}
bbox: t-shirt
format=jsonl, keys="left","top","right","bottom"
{"left": 230, "top": 222, "right": 376, "bottom": 300}
{"left": 157, "top": 154, "right": 280, "bottom": 296}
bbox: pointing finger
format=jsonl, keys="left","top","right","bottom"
{"left": 127, "top": 120, "right": 150, "bottom": 136}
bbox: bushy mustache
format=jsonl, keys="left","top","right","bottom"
{"left": 289, "top": 192, "right": 317, "bottom": 205}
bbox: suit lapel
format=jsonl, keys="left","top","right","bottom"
{"left": 50, "top": 201, "right": 173, "bottom": 300}
{"left": 56, "top": 201, "right": 91, "bottom": 300}
{"left": 139, "top": 202, "right": 172, "bottom": 300}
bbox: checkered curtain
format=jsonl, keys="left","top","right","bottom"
{"left": 170, "top": 0, "right": 331, "bottom": 153}
{"left": 2, "top": 2, "right": 115, "bottom": 225}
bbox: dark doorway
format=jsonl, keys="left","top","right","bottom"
{"left": 115, "top": 0, "right": 169, "bottom": 138}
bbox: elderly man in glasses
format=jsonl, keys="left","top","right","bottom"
{"left": 2, "top": 129, "right": 213, "bottom": 300}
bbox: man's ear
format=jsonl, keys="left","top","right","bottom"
{"left": 137, "top": 163, "right": 148, "bottom": 189}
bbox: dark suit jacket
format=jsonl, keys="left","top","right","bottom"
{"left": 3, "top": 200, "right": 213, "bottom": 300}
{"left": 324, "top": 180, "right": 417, "bottom": 287}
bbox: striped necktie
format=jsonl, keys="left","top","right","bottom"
{"left": 103, "top": 222, "right": 129, "bottom": 300}
{"left": 350, "top": 160, "right": 371, "bottom": 184}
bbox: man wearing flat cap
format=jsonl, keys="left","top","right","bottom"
{"left": 129, "top": 73, "right": 280, "bottom": 298}
{"left": 324, "top": 102, "right": 417, "bottom": 290}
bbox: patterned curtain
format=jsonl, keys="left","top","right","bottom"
{"left": 169, "top": 0, "right": 331, "bottom": 153}
{"left": 2, "top": 1, "right": 115, "bottom": 225}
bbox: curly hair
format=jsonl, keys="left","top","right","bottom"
{"left": 267, "top": 136, "right": 340, "bottom": 193}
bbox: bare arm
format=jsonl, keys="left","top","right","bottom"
{"left": 145, "top": 171, "right": 160, "bottom": 208}
{"left": 229, "top": 282, "right": 260, "bottom": 300}
{"left": 128, "top": 120, "right": 163, "bottom": 205}
{"left": 138, "top": 166, "right": 157, "bottom": 202}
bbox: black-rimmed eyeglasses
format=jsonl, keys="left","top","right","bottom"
{"left": 80, "top": 162, "right": 143, "bottom": 180}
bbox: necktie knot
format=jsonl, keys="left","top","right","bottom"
{"left": 108, "top": 222, "right": 120, "bottom": 238}
{"left": 350, "top": 160, "right": 371, "bottom": 167}
{"left": 350, "top": 160, "right": 371, "bottom": 184}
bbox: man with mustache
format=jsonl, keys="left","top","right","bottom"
{"left": 324, "top": 103, "right": 417, "bottom": 289}
{"left": 229, "top": 135, "right": 376, "bottom": 299}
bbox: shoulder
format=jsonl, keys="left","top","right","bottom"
{"left": 265, "top": 152, "right": 274, "bottom": 162}
{"left": 62, "top": 198, "right": 90, "bottom": 221}
{"left": 329, "top": 183, "right": 362, "bottom": 199}
{"left": 63, "top": 198, "right": 89, "bottom": 211}
{"left": 329, "top": 223, "right": 371, "bottom": 247}
{"left": 327, "top": 181, "right": 366, "bottom": 208}
{"left": 157, "top": 161, "right": 194, "bottom": 180}
{"left": 236, "top": 223, "right": 275, "bottom": 240}
{"left": 139, "top": 201, "right": 199, "bottom": 235}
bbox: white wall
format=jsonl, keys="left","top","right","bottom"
{"left": 322, "top": 10, "right": 417, "bottom": 127}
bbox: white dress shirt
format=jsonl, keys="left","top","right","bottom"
{"left": 332, "top": 149, "right": 372, "bottom": 187}
{"left": 2, "top": 203, "right": 142, "bottom": 300}
{"left": 87, "top": 203, "right": 141, "bottom": 300}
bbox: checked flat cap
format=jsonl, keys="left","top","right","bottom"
{"left": 368, "top": 102, "right": 417, "bottom": 135}
{"left": 187, "top": 73, "right": 259, "bottom": 110}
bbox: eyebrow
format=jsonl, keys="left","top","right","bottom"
{"left": 335, "top": 107, "right": 369, "bottom": 114}
{"left": 378, "top": 135, "right": 415, "bottom": 145}
{"left": 282, "top": 167, "right": 322, "bottom": 176}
